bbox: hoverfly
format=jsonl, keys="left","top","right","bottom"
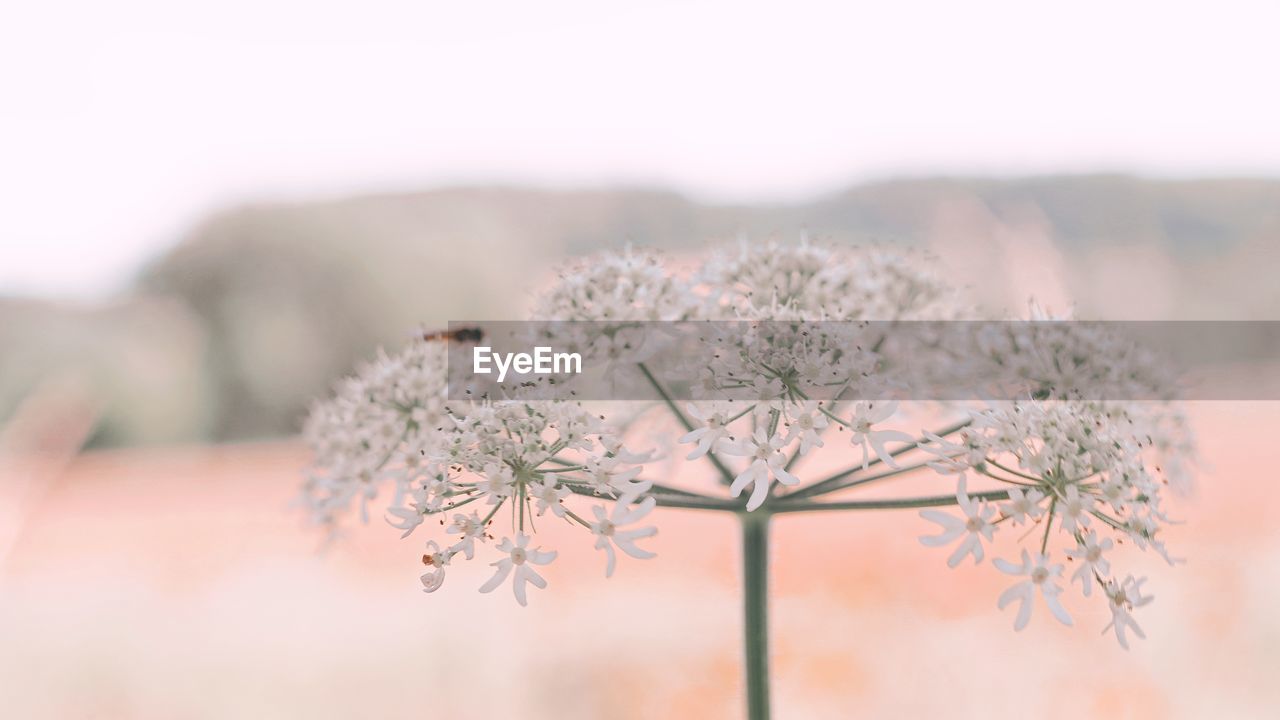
{"left": 421, "top": 326, "right": 484, "bottom": 343}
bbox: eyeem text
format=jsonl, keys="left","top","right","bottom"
{"left": 473, "top": 346, "right": 583, "bottom": 382}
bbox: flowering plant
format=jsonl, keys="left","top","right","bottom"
{"left": 302, "top": 241, "right": 1192, "bottom": 719}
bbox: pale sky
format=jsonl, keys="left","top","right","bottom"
{"left": 2, "top": 0, "right": 1278, "bottom": 298}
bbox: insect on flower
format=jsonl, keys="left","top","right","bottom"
{"left": 421, "top": 326, "right": 485, "bottom": 343}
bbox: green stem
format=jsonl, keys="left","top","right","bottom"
{"left": 786, "top": 459, "right": 935, "bottom": 501}
{"left": 637, "top": 362, "right": 737, "bottom": 484}
{"left": 771, "top": 489, "right": 1010, "bottom": 513}
{"left": 791, "top": 419, "right": 970, "bottom": 499}
{"left": 985, "top": 457, "right": 1044, "bottom": 483}
{"left": 1040, "top": 497, "right": 1057, "bottom": 554}
{"left": 481, "top": 499, "right": 505, "bottom": 526}
{"left": 560, "top": 483, "right": 740, "bottom": 511}
{"left": 741, "top": 512, "right": 771, "bottom": 720}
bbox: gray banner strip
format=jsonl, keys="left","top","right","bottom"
{"left": 442, "top": 321, "right": 1280, "bottom": 401}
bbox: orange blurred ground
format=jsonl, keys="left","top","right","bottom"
{"left": 2, "top": 403, "right": 1278, "bottom": 719}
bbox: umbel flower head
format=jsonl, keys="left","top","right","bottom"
{"left": 303, "top": 239, "right": 1193, "bottom": 646}
{"left": 914, "top": 397, "right": 1189, "bottom": 640}
{"left": 303, "top": 348, "right": 658, "bottom": 605}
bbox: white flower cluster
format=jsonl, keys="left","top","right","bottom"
{"left": 527, "top": 240, "right": 958, "bottom": 397}
{"left": 522, "top": 245, "right": 702, "bottom": 395}
{"left": 301, "top": 339, "right": 451, "bottom": 525}
{"left": 302, "top": 337, "right": 657, "bottom": 605}
{"left": 303, "top": 239, "right": 1193, "bottom": 647}
{"left": 699, "top": 237, "right": 959, "bottom": 321}
{"left": 669, "top": 241, "right": 960, "bottom": 508}
{"left": 532, "top": 245, "right": 698, "bottom": 322}
{"left": 918, "top": 400, "right": 1190, "bottom": 647}
{"left": 969, "top": 305, "right": 1180, "bottom": 402}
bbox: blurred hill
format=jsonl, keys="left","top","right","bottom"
{"left": 4, "top": 175, "right": 1279, "bottom": 445}
{"left": 0, "top": 295, "right": 212, "bottom": 446}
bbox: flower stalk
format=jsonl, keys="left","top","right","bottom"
{"left": 741, "top": 511, "right": 771, "bottom": 720}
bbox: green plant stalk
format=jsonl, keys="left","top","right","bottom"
{"left": 741, "top": 511, "right": 771, "bottom": 720}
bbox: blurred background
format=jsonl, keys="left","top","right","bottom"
{"left": 2, "top": 1, "right": 1279, "bottom": 717}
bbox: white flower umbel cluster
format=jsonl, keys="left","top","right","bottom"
{"left": 969, "top": 304, "right": 1181, "bottom": 402}
{"left": 301, "top": 338, "right": 451, "bottom": 526}
{"left": 699, "top": 238, "right": 959, "bottom": 321}
{"left": 667, "top": 241, "right": 960, "bottom": 509}
{"left": 532, "top": 245, "right": 700, "bottom": 322}
{"left": 523, "top": 245, "right": 702, "bottom": 394}
{"left": 917, "top": 400, "right": 1190, "bottom": 647}
{"left": 302, "top": 337, "right": 657, "bottom": 605}
{"left": 303, "top": 239, "right": 1193, "bottom": 647}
